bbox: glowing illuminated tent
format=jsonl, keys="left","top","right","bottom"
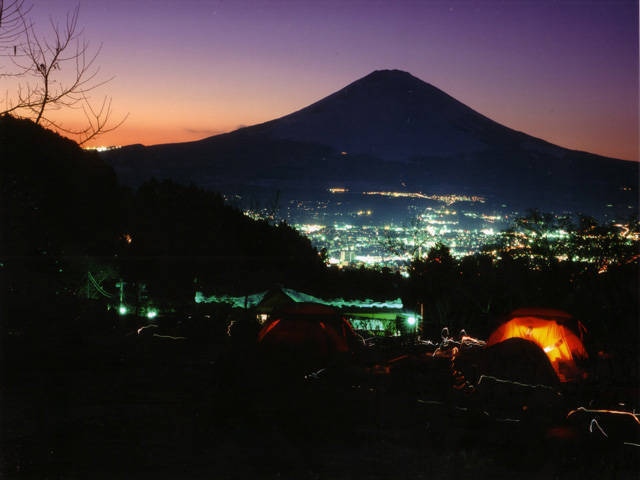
{"left": 487, "top": 308, "right": 588, "bottom": 382}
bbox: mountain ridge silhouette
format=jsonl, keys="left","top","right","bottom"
{"left": 102, "top": 70, "right": 638, "bottom": 217}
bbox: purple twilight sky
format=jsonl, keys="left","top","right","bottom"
{"left": 22, "top": 0, "right": 640, "bottom": 161}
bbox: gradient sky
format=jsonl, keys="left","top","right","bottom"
{"left": 23, "top": 0, "right": 639, "bottom": 161}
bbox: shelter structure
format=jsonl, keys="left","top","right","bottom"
{"left": 195, "top": 285, "right": 419, "bottom": 336}
{"left": 487, "top": 308, "right": 588, "bottom": 382}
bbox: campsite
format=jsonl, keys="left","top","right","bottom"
{"left": 2, "top": 292, "right": 639, "bottom": 479}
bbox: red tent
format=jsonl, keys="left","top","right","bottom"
{"left": 257, "top": 303, "right": 362, "bottom": 374}
{"left": 487, "top": 308, "right": 588, "bottom": 382}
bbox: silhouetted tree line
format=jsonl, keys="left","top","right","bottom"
{"left": 1, "top": 115, "right": 327, "bottom": 308}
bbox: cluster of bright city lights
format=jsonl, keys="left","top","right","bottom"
{"left": 362, "top": 191, "right": 485, "bottom": 205}
{"left": 84, "top": 145, "right": 122, "bottom": 152}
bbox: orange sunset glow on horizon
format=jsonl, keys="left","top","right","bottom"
{"left": 10, "top": 0, "right": 640, "bottom": 161}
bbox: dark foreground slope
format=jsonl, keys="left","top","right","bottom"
{"left": 103, "top": 70, "right": 639, "bottom": 217}
{"left": 2, "top": 312, "right": 638, "bottom": 479}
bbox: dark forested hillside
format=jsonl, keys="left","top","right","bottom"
{"left": 0, "top": 116, "right": 329, "bottom": 303}
{"left": 119, "top": 178, "right": 327, "bottom": 301}
{"left": 0, "top": 115, "right": 121, "bottom": 257}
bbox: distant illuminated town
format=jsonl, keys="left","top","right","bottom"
{"left": 292, "top": 218, "right": 505, "bottom": 273}
{"left": 84, "top": 145, "right": 122, "bottom": 152}
{"left": 242, "top": 186, "right": 637, "bottom": 273}
{"left": 243, "top": 188, "right": 512, "bottom": 271}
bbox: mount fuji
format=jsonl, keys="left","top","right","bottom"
{"left": 102, "top": 70, "right": 637, "bottom": 218}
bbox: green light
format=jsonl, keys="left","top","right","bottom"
{"left": 407, "top": 316, "right": 417, "bottom": 326}
{"left": 118, "top": 305, "right": 128, "bottom": 315}
{"left": 146, "top": 309, "right": 158, "bottom": 319}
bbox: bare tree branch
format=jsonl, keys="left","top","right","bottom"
{"left": 0, "top": 2, "right": 126, "bottom": 144}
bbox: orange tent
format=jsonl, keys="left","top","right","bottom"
{"left": 487, "top": 308, "right": 588, "bottom": 382}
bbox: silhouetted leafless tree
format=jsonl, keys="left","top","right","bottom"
{"left": 0, "top": 1, "right": 126, "bottom": 144}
